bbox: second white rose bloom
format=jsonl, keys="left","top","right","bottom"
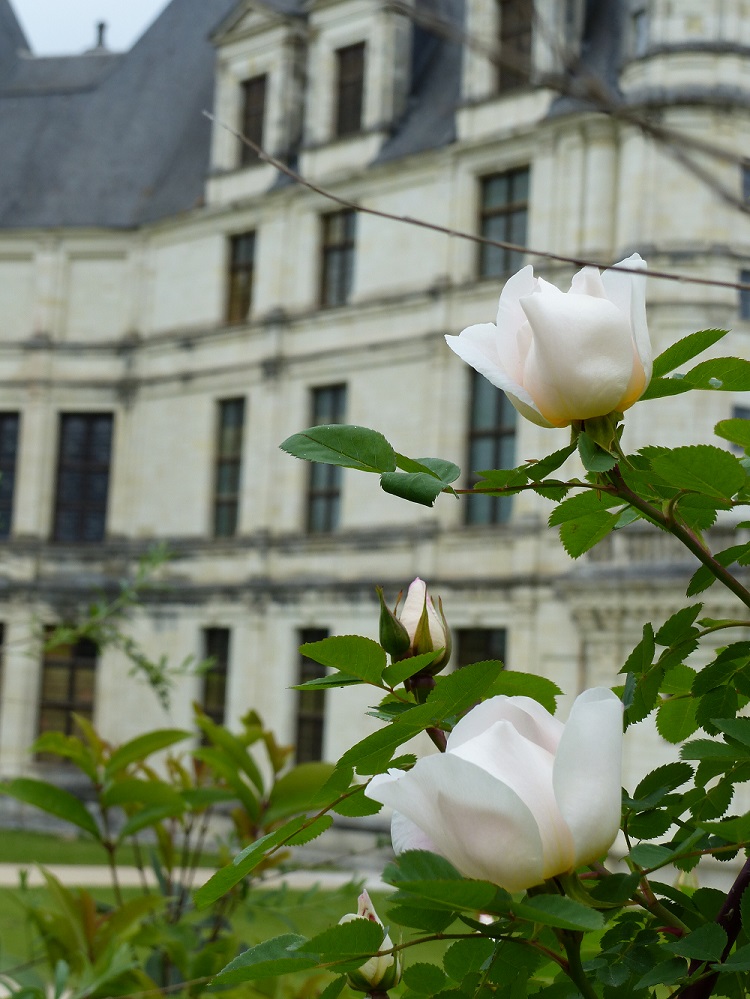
{"left": 365, "top": 688, "right": 623, "bottom": 893}
{"left": 445, "top": 254, "right": 651, "bottom": 428}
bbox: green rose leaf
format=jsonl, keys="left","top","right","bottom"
{"left": 280, "top": 424, "right": 396, "bottom": 472}
{"left": 0, "top": 778, "right": 100, "bottom": 840}
{"left": 380, "top": 471, "right": 448, "bottom": 506}
{"left": 715, "top": 417, "right": 750, "bottom": 451}
{"left": 685, "top": 357, "right": 750, "bottom": 392}
{"left": 299, "top": 635, "right": 386, "bottom": 684}
{"left": 648, "top": 445, "right": 746, "bottom": 502}
{"left": 485, "top": 670, "right": 562, "bottom": 713}
{"left": 511, "top": 895, "right": 604, "bottom": 931}
{"left": 651, "top": 328, "right": 729, "bottom": 378}
{"left": 212, "top": 934, "right": 317, "bottom": 984}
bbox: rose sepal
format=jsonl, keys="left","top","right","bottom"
{"left": 553, "top": 871, "right": 624, "bottom": 911}
{"left": 376, "top": 586, "right": 411, "bottom": 659}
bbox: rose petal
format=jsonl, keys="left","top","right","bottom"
{"left": 520, "top": 290, "right": 637, "bottom": 425}
{"left": 448, "top": 719, "right": 575, "bottom": 879}
{"left": 390, "top": 809, "right": 441, "bottom": 855}
{"left": 447, "top": 695, "right": 564, "bottom": 755}
{"left": 552, "top": 688, "right": 623, "bottom": 866}
{"left": 366, "top": 754, "right": 547, "bottom": 891}
{"left": 444, "top": 324, "right": 553, "bottom": 428}
{"left": 601, "top": 253, "right": 651, "bottom": 381}
{"left": 399, "top": 578, "right": 427, "bottom": 639}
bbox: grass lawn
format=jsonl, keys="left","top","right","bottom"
{"left": 0, "top": 828, "right": 218, "bottom": 867}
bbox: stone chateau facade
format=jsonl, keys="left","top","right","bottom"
{"left": 0, "top": 0, "right": 748, "bottom": 799}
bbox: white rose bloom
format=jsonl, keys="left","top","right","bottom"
{"left": 366, "top": 688, "right": 623, "bottom": 893}
{"left": 445, "top": 254, "right": 651, "bottom": 428}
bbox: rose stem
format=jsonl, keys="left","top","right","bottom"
{"left": 559, "top": 931, "right": 599, "bottom": 999}
{"left": 608, "top": 466, "right": 750, "bottom": 612}
{"left": 676, "top": 856, "right": 750, "bottom": 999}
{"left": 406, "top": 673, "right": 448, "bottom": 751}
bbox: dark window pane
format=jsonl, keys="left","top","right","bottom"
{"left": 456, "top": 628, "right": 507, "bottom": 668}
{"left": 321, "top": 211, "right": 356, "bottom": 307}
{"left": 465, "top": 370, "right": 516, "bottom": 525}
{"left": 37, "top": 634, "right": 98, "bottom": 760}
{"left": 307, "top": 386, "right": 346, "bottom": 533}
{"left": 0, "top": 414, "right": 19, "bottom": 539}
{"left": 201, "top": 628, "right": 230, "bottom": 730}
{"left": 227, "top": 233, "right": 256, "bottom": 324}
{"left": 53, "top": 414, "right": 113, "bottom": 543}
{"left": 295, "top": 628, "right": 328, "bottom": 763}
{"left": 335, "top": 43, "right": 365, "bottom": 137}
{"left": 213, "top": 399, "right": 245, "bottom": 538}
{"left": 479, "top": 167, "right": 529, "bottom": 279}
{"left": 740, "top": 270, "right": 750, "bottom": 320}
{"left": 240, "top": 75, "right": 267, "bottom": 166}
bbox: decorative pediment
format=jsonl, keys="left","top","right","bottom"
{"left": 211, "top": 0, "right": 302, "bottom": 47}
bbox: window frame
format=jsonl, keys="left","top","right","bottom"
{"left": 52, "top": 413, "right": 113, "bottom": 544}
{"left": 37, "top": 633, "right": 98, "bottom": 758}
{"left": 478, "top": 167, "right": 529, "bottom": 280}
{"left": 306, "top": 384, "right": 347, "bottom": 533}
{"left": 455, "top": 628, "right": 508, "bottom": 669}
{"left": 201, "top": 627, "right": 231, "bottom": 730}
{"left": 0, "top": 412, "right": 19, "bottom": 540}
{"left": 334, "top": 42, "right": 366, "bottom": 138}
{"left": 465, "top": 370, "right": 517, "bottom": 526}
{"left": 294, "top": 627, "right": 329, "bottom": 763}
{"left": 320, "top": 210, "right": 356, "bottom": 308}
{"left": 239, "top": 74, "right": 268, "bottom": 166}
{"left": 740, "top": 269, "right": 750, "bottom": 321}
{"left": 226, "top": 231, "right": 256, "bottom": 325}
{"left": 213, "top": 397, "right": 246, "bottom": 539}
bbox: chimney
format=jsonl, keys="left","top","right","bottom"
{"left": 96, "top": 21, "right": 107, "bottom": 49}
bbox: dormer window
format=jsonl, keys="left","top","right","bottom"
{"left": 239, "top": 75, "right": 267, "bottom": 166}
{"left": 335, "top": 42, "right": 366, "bottom": 137}
{"left": 497, "top": 0, "right": 532, "bottom": 92}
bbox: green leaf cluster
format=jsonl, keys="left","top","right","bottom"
{"left": 280, "top": 425, "right": 460, "bottom": 507}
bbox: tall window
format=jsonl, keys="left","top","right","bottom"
{"left": 740, "top": 269, "right": 750, "bottom": 321}
{"left": 307, "top": 385, "right": 347, "bottom": 533}
{"left": 213, "top": 398, "right": 245, "bottom": 538}
{"left": 202, "top": 628, "right": 230, "bottom": 728}
{"left": 239, "top": 75, "right": 267, "bottom": 166}
{"left": 295, "top": 627, "right": 328, "bottom": 763}
{"left": 335, "top": 43, "right": 365, "bottom": 137}
{"left": 0, "top": 413, "right": 19, "bottom": 540}
{"left": 497, "top": 0, "right": 532, "bottom": 91}
{"left": 742, "top": 163, "right": 750, "bottom": 203}
{"left": 321, "top": 210, "right": 356, "bottom": 307}
{"left": 479, "top": 168, "right": 529, "bottom": 278}
{"left": 226, "top": 232, "right": 256, "bottom": 324}
{"left": 53, "top": 414, "right": 113, "bottom": 543}
{"left": 466, "top": 370, "right": 516, "bottom": 525}
{"left": 38, "top": 635, "right": 98, "bottom": 750}
{"left": 456, "top": 628, "right": 507, "bottom": 669}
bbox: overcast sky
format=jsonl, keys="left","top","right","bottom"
{"left": 12, "top": 0, "right": 173, "bottom": 55}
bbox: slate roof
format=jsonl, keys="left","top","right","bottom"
{"left": 0, "top": 0, "right": 237, "bottom": 228}
{"left": 0, "top": 0, "right": 625, "bottom": 230}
